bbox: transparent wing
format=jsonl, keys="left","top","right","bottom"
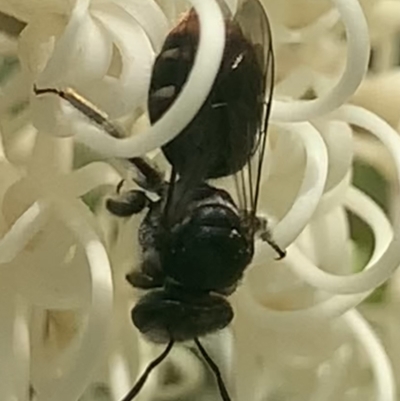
{"left": 231, "top": 0, "right": 274, "bottom": 233}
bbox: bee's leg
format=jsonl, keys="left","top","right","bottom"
{"left": 215, "top": 282, "right": 238, "bottom": 296}
{"left": 106, "top": 189, "right": 151, "bottom": 217}
{"left": 127, "top": 157, "right": 166, "bottom": 195}
{"left": 33, "top": 85, "right": 125, "bottom": 138}
{"left": 126, "top": 250, "right": 165, "bottom": 289}
{"left": 126, "top": 270, "right": 164, "bottom": 289}
{"left": 260, "top": 229, "right": 286, "bottom": 260}
{"left": 256, "top": 217, "right": 286, "bottom": 260}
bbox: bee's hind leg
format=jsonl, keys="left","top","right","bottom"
{"left": 126, "top": 157, "right": 166, "bottom": 196}
{"left": 106, "top": 189, "right": 151, "bottom": 217}
{"left": 107, "top": 157, "right": 166, "bottom": 217}
{"left": 126, "top": 250, "right": 165, "bottom": 289}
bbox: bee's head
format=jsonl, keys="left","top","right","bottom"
{"left": 131, "top": 289, "right": 233, "bottom": 343}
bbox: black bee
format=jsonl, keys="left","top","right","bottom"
{"left": 33, "top": 1, "right": 284, "bottom": 400}
{"left": 106, "top": 1, "right": 284, "bottom": 400}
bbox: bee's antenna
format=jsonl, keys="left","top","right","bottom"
{"left": 194, "top": 338, "right": 232, "bottom": 401}
{"left": 121, "top": 340, "right": 174, "bottom": 401}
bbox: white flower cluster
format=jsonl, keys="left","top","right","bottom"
{"left": 0, "top": 0, "right": 399, "bottom": 400}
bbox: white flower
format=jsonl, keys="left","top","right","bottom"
{"left": 0, "top": 0, "right": 399, "bottom": 400}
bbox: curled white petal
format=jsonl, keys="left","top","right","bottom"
{"left": 282, "top": 105, "right": 400, "bottom": 294}
{"left": 271, "top": 0, "right": 370, "bottom": 122}
{"left": 287, "top": 180, "right": 393, "bottom": 295}
{"left": 97, "top": 0, "right": 168, "bottom": 52}
{"left": 35, "top": 0, "right": 110, "bottom": 87}
{"left": 38, "top": 199, "right": 113, "bottom": 401}
{"left": 31, "top": 2, "right": 115, "bottom": 137}
{"left": 344, "top": 310, "right": 396, "bottom": 401}
{"left": 313, "top": 120, "right": 353, "bottom": 192}
{"left": 258, "top": 122, "right": 328, "bottom": 256}
{"left": 18, "top": 14, "right": 66, "bottom": 82}
{"left": 90, "top": 5, "right": 154, "bottom": 117}
{"left": 242, "top": 186, "right": 392, "bottom": 325}
{"left": 257, "top": 106, "right": 400, "bottom": 296}
{"left": 75, "top": 0, "right": 225, "bottom": 158}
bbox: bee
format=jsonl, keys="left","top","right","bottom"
{"left": 34, "top": 1, "right": 284, "bottom": 400}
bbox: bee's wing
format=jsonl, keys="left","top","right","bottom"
{"left": 161, "top": 166, "right": 218, "bottom": 228}
{"left": 231, "top": 0, "right": 274, "bottom": 230}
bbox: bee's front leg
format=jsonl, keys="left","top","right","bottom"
{"left": 256, "top": 216, "right": 286, "bottom": 260}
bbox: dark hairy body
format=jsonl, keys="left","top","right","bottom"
{"left": 127, "top": 183, "right": 254, "bottom": 344}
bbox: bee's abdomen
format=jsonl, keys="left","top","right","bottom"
{"left": 147, "top": 11, "right": 263, "bottom": 179}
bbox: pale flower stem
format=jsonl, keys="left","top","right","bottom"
{"left": 243, "top": 186, "right": 391, "bottom": 325}
{"left": 75, "top": 0, "right": 225, "bottom": 158}
{"left": 38, "top": 198, "right": 113, "bottom": 401}
{"left": 344, "top": 310, "right": 396, "bottom": 401}
{"left": 36, "top": 0, "right": 91, "bottom": 86}
{"left": 271, "top": 0, "right": 370, "bottom": 122}
{"left": 272, "top": 122, "right": 328, "bottom": 247}
{"left": 0, "top": 200, "right": 49, "bottom": 264}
